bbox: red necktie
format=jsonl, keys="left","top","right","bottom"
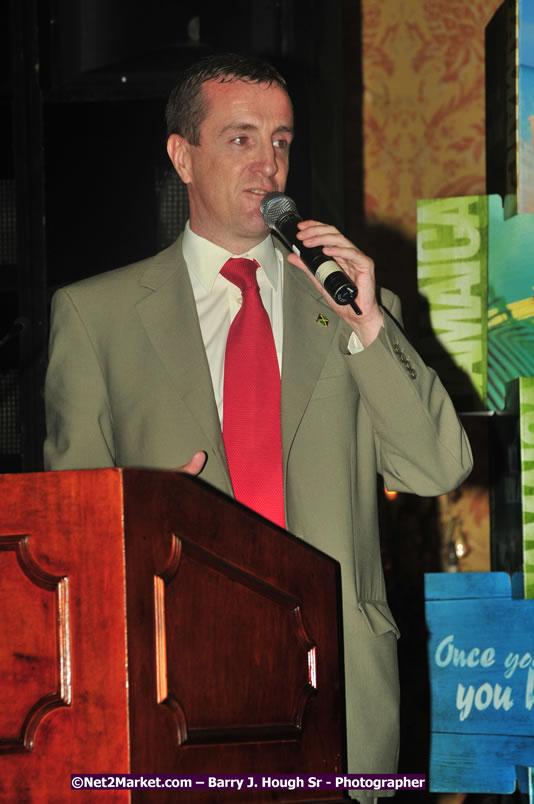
{"left": 221, "top": 258, "right": 285, "bottom": 528}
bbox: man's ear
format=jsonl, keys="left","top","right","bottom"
{"left": 167, "top": 134, "right": 192, "bottom": 184}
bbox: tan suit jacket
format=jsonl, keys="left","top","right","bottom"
{"left": 44, "top": 236, "right": 472, "bottom": 790}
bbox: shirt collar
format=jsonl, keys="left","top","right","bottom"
{"left": 182, "top": 221, "right": 281, "bottom": 292}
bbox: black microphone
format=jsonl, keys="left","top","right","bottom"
{"left": 260, "top": 192, "right": 361, "bottom": 314}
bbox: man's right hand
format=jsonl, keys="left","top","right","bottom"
{"left": 176, "top": 450, "right": 207, "bottom": 475}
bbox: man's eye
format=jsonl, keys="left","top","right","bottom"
{"left": 232, "top": 136, "right": 248, "bottom": 145}
{"left": 273, "top": 139, "right": 288, "bottom": 150}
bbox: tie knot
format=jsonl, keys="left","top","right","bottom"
{"left": 220, "top": 258, "right": 260, "bottom": 292}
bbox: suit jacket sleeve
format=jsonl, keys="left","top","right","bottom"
{"left": 345, "top": 288, "right": 473, "bottom": 495}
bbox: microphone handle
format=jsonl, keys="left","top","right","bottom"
{"left": 273, "top": 213, "right": 359, "bottom": 308}
{"left": 274, "top": 212, "right": 325, "bottom": 270}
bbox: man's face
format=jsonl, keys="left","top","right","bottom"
{"left": 167, "top": 79, "right": 294, "bottom": 253}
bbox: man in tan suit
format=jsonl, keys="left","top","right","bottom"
{"left": 44, "top": 53, "right": 472, "bottom": 798}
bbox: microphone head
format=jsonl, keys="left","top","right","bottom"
{"left": 260, "top": 192, "right": 298, "bottom": 228}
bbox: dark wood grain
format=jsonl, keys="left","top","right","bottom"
{"left": 0, "top": 469, "right": 130, "bottom": 803}
{"left": 0, "top": 469, "right": 346, "bottom": 803}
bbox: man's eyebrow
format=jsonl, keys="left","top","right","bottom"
{"left": 220, "top": 122, "right": 257, "bottom": 134}
{"left": 273, "top": 125, "right": 294, "bottom": 136}
{"left": 219, "top": 122, "right": 294, "bottom": 136}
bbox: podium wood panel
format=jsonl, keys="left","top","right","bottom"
{"left": 0, "top": 470, "right": 130, "bottom": 803}
{"left": 0, "top": 469, "right": 346, "bottom": 803}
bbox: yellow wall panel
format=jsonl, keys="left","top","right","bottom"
{"left": 362, "top": 0, "right": 503, "bottom": 237}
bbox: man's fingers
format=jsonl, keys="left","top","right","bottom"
{"left": 176, "top": 450, "right": 207, "bottom": 475}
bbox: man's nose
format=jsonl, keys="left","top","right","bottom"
{"left": 255, "top": 140, "right": 279, "bottom": 177}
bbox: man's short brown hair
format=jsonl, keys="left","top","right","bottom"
{"left": 165, "top": 52, "right": 290, "bottom": 145}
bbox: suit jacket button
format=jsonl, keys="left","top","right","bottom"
{"left": 410, "top": 369, "right": 417, "bottom": 379}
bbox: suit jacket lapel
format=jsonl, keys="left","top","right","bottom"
{"left": 135, "top": 237, "right": 232, "bottom": 492}
{"left": 133, "top": 239, "right": 343, "bottom": 497}
{"left": 281, "top": 259, "right": 340, "bottom": 464}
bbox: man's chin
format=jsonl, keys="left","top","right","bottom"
{"left": 242, "top": 212, "right": 270, "bottom": 238}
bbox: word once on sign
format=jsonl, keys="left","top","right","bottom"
{"left": 433, "top": 634, "right": 534, "bottom": 721}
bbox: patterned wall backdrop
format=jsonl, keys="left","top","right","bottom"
{"left": 362, "top": 0, "right": 503, "bottom": 238}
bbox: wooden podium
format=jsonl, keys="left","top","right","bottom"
{"left": 0, "top": 469, "right": 346, "bottom": 802}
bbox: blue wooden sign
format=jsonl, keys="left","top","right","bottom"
{"left": 425, "top": 572, "right": 534, "bottom": 793}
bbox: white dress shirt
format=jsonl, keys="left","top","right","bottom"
{"left": 182, "top": 221, "right": 363, "bottom": 426}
